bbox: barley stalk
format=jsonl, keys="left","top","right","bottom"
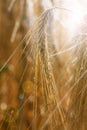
{"left": 69, "top": 35, "right": 87, "bottom": 130}
{"left": 25, "top": 8, "right": 68, "bottom": 130}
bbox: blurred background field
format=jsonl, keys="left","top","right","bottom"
{"left": 0, "top": 0, "right": 87, "bottom": 130}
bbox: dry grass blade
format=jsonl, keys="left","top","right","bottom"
{"left": 11, "top": 0, "right": 25, "bottom": 42}
{"left": 8, "top": 0, "right": 17, "bottom": 12}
